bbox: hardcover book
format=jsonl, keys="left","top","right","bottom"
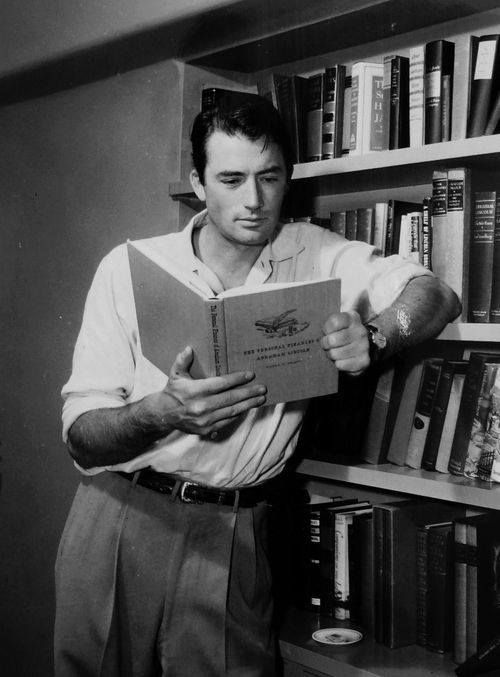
{"left": 477, "top": 367, "right": 500, "bottom": 482}
{"left": 489, "top": 194, "right": 500, "bottom": 322}
{"left": 453, "top": 519, "right": 469, "bottom": 664}
{"left": 306, "top": 73, "right": 324, "bottom": 162}
{"left": 449, "top": 353, "right": 500, "bottom": 476}
{"left": 409, "top": 45, "right": 425, "bottom": 147}
{"left": 469, "top": 191, "right": 496, "bottom": 323}
{"left": 426, "top": 522, "right": 455, "bottom": 653}
{"left": 467, "top": 35, "right": 500, "bottom": 138}
{"left": 127, "top": 239, "right": 340, "bottom": 405}
{"left": 425, "top": 40, "right": 455, "bottom": 144}
{"left": 321, "top": 65, "right": 346, "bottom": 160}
{"left": 434, "top": 364, "right": 467, "bottom": 473}
{"left": 349, "top": 61, "right": 384, "bottom": 155}
{"left": 389, "top": 55, "right": 410, "bottom": 149}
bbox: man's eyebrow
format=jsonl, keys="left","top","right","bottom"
{"left": 216, "top": 165, "right": 284, "bottom": 178}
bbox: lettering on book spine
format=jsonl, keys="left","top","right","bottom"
{"left": 210, "top": 304, "right": 223, "bottom": 375}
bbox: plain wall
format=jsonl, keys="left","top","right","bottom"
{"left": 0, "top": 58, "right": 184, "bottom": 676}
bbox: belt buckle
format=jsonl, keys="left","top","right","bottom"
{"left": 179, "top": 481, "right": 197, "bottom": 503}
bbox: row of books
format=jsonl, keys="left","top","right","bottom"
{"left": 254, "top": 33, "right": 500, "bottom": 162}
{"left": 294, "top": 493, "right": 500, "bottom": 666}
{"left": 362, "top": 351, "right": 500, "bottom": 485}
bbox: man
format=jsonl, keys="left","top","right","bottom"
{"left": 54, "top": 95, "right": 460, "bottom": 676}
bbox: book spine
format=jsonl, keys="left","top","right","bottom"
{"left": 468, "top": 191, "right": 496, "bottom": 322}
{"left": 356, "top": 207, "right": 374, "bottom": 244}
{"left": 341, "top": 75, "right": 352, "bottom": 156}
{"left": 409, "top": 45, "right": 425, "bottom": 147}
{"left": 489, "top": 195, "right": 500, "bottom": 322}
{"left": 426, "top": 526, "right": 454, "bottom": 653}
{"left": 425, "top": 40, "right": 455, "bottom": 144}
{"left": 449, "top": 355, "right": 494, "bottom": 475}
{"left": 334, "top": 513, "right": 352, "bottom": 620}
{"left": 330, "top": 210, "right": 346, "bottom": 237}
{"left": 421, "top": 197, "right": 432, "bottom": 269}
{"left": 361, "top": 365, "right": 395, "bottom": 464}
{"left": 306, "top": 74, "right": 324, "bottom": 162}
{"left": 373, "top": 506, "right": 386, "bottom": 644}
{"left": 466, "top": 522, "right": 478, "bottom": 658}
{"left": 206, "top": 300, "right": 228, "bottom": 376}
{"left": 373, "top": 202, "right": 388, "bottom": 255}
{"left": 467, "top": 35, "right": 500, "bottom": 138}
{"left": 389, "top": 56, "right": 410, "bottom": 149}
{"left": 349, "top": 71, "right": 360, "bottom": 154}
{"left": 406, "top": 359, "right": 443, "bottom": 469}
{"left": 386, "top": 360, "right": 424, "bottom": 465}
{"left": 416, "top": 526, "right": 429, "bottom": 646}
{"left": 454, "top": 520, "right": 468, "bottom": 664}
{"left": 370, "top": 73, "right": 384, "bottom": 151}
{"left": 321, "top": 65, "right": 345, "bottom": 159}
{"left": 345, "top": 209, "right": 358, "bottom": 240}
{"left": 435, "top": 369, "right": 466, "bottom": 473}
{"left": 381, "top": 54, "right": 394, "bottom": 150}
{"left": 477, "top": 368, "right": 500, "bottom": 482}
{"left": 421, "top": 360, "right": 456, "bottom": 471}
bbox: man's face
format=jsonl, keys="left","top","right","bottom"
{"left": 190, "top": 131, "right": 288, "bottom": 249}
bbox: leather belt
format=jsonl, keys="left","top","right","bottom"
{"left": 117, "top": 468, "right": 274, "bottom": 509}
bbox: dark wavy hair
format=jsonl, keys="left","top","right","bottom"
{"left": 190, "top": 93, "right": 294, "bottom": 184}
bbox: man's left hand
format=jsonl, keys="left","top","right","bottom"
{"left": 321, "top": 310, "right": 370, "bottom": 375}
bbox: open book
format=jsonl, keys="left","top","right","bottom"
{"left": 127, "top": 240, "right": 341, "bottom": 404}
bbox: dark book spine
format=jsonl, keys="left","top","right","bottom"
{"left": 306, "top": 74, "right": 324, "bottom": 162}
{"left": 467, "top": 35, "right": 500, "bottom": 138}
{"left": 373, "top": 506, "right": 386, "bottom": 644}
{"left": 454, "top": 520, "right": 468, "bottom": 664}
{"left": 381, "top": 54, "right": 394, "bottom": 150}
{"left": 425, "top": 40, "right": 455, "bottom": 144}
{"left": 421, "top": 361, "right": 456, "bottom": 470}
{"left": 421, "top": 197, "right": 432, "bottom": 270}
{"left": 356, "top": 207, "right": 374, "bottom": 244}
{"left": 416, "top": 526, "right": 430, "bottom": 646}
{"left": 330, "top": 210, "right": 346, "bottom": 237}
{"left": 321, "top": 65, "right": 345, "bottom": 159}
{"left": 489, "top": 195, "right": 500, "bottom": 322}
{"left": 426, "top": 525, "right": 454, "bottom": 653}
{"left": 345, "top": 209, "right": 358, "bottom": 240}
{"left": 349, "top": 74, "right": 359, "bottom": 153}
{"left": 389, "top": 56, "right": 410, "bottom": 149}
{"left": 469, "top": 191, "right": 496, "bottom": 322}
{"left": 406, "top": 358, "right": 443, "bottom": 469}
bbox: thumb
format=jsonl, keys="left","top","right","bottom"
{"left": 169, "top": 346, "right": 194, "bottom": 380}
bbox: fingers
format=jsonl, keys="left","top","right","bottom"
{"left": 169, "top": 346, "right": 195, "bottom": 379}
{"left": 321, "top": 311, "right": 370, "bottom": 373}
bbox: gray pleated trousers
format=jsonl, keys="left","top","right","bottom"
{"left": 54, "top": 471, "right": 277, "bottom": 676}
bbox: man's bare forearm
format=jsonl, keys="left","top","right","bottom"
{"left": 68, "top": 394, "right": 173, "bottom": 469}
{"left": 372, "top": 275, "right": 461, "bottom": 358}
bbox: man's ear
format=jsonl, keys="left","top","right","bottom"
{"left": 189, "top": 170, "right": 206, "bottom": 202}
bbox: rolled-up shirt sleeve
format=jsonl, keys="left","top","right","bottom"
{"left": 326, "top": 239, "right": 434, "bottom": 320}
{"left": 61, "top": 245, "right": 137, "bottom": 442}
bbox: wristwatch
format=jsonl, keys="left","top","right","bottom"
{"left": 364, "top": 324, "right": 388, "bottom": 364}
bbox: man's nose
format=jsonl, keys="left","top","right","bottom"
{"left": 244, "top": 178, "right": 263, "bottom": 210}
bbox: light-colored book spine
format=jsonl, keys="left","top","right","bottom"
{"left": 435, "top": 371, "right": 466, "bottom": 473}
{"left": 350, "top": 62, "right": 384, "bottom": 155}
{"left": 334, "top": 512, "right": 353, "bottom": 620}
{"left": 409, "top": 45, "right": 425, "bottom": 147}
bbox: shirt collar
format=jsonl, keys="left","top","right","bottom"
{"left": 180, "top": 209, "right": 306, "bottom": 285}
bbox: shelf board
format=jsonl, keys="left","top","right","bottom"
{"left": 437, "top": 323, "right": 500, "bottom": 341}
{"left": 279, "top": 608, "right": 456, "bottom": 677}
{"left": 296, "top": 459, "right": 500, "bottom": 510}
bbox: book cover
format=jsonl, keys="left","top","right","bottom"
{"left": 373, "top": 202, "right": 389, "bottom": 255}
{"left": 127, "top": 239, "right": 341, "bottom": 405}
{"left": 330, "top": 210, "right": 346, "bottom": 237}
{"left": 421, "top": 360, "right": 464, "bottom": 471}
{"left": 426, "top": 522, "right": 455, "bottom": 653}
{"left": 477, "top": 367, "right": 500, "bottom": 482}
{"left": 489, "top": 194, "right": 500, "bottom": 323}
{"left": 405, "top": 358, "right": 444, "bottom": 469}
{"left": 463, "top": 363, "right": 498, "bottom": 479}
{"left": 425, "top": 40, "right": 455, "bottom": 144}
{"left": 386, "top": 358, "right": 425, "bottom": 466}
{"left": 468, "top": 191, "right": 496, "bottom": 323}
{"left": 454, "top": 519, "right": 469, "bottom": 664}
{"left": 355, "top": 207, "right": 373, "bottom": 244}
{"left": 434, "top": 364, "right": 467, "bottom": 473}
{"left": 321, "top": 64, "right": 346, "bottom": 160}
{"left": 389, "top": 55, "right": 410, "bottom": 149}
{"left": 459, "top": 513, "right": 500, "bottom": 658}
{"left": 350, "top": 62, "right": 384, "bottom": 155}
{"left": 449, "top": 353, "right": 500, "bottom": 476}
{"left": 431, "top": 167, "right": 471, "bottom": 321}
{"left": 409, "top": 45, "right": 425, "bottom": 147}
{"left": 273, "top": 73, "right": 308, "bottom": 163}
{"left": 374, "top": 498, "right": 465, "bottom": 649}
{"left": 361, "top": 362, "right": 396, "bottom": 464}
{"left": 467, "top": 35, "right": 500, "bottom": 138}
{"left": 305, "top": 73, "right": 324, "bottom": 162}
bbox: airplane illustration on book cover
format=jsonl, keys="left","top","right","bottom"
{"left": 254, "top": 309, "right": 310, "bottom": 338}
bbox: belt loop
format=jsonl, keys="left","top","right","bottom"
{"left": 169, "top": 479, "right": 182, "bottom": 502}
{"left": 232, "top": 489, "right": 240, "bottom": 513}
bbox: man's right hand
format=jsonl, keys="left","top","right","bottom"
{"left": 147, "top": 346, "right": 267, "bottom": 438}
